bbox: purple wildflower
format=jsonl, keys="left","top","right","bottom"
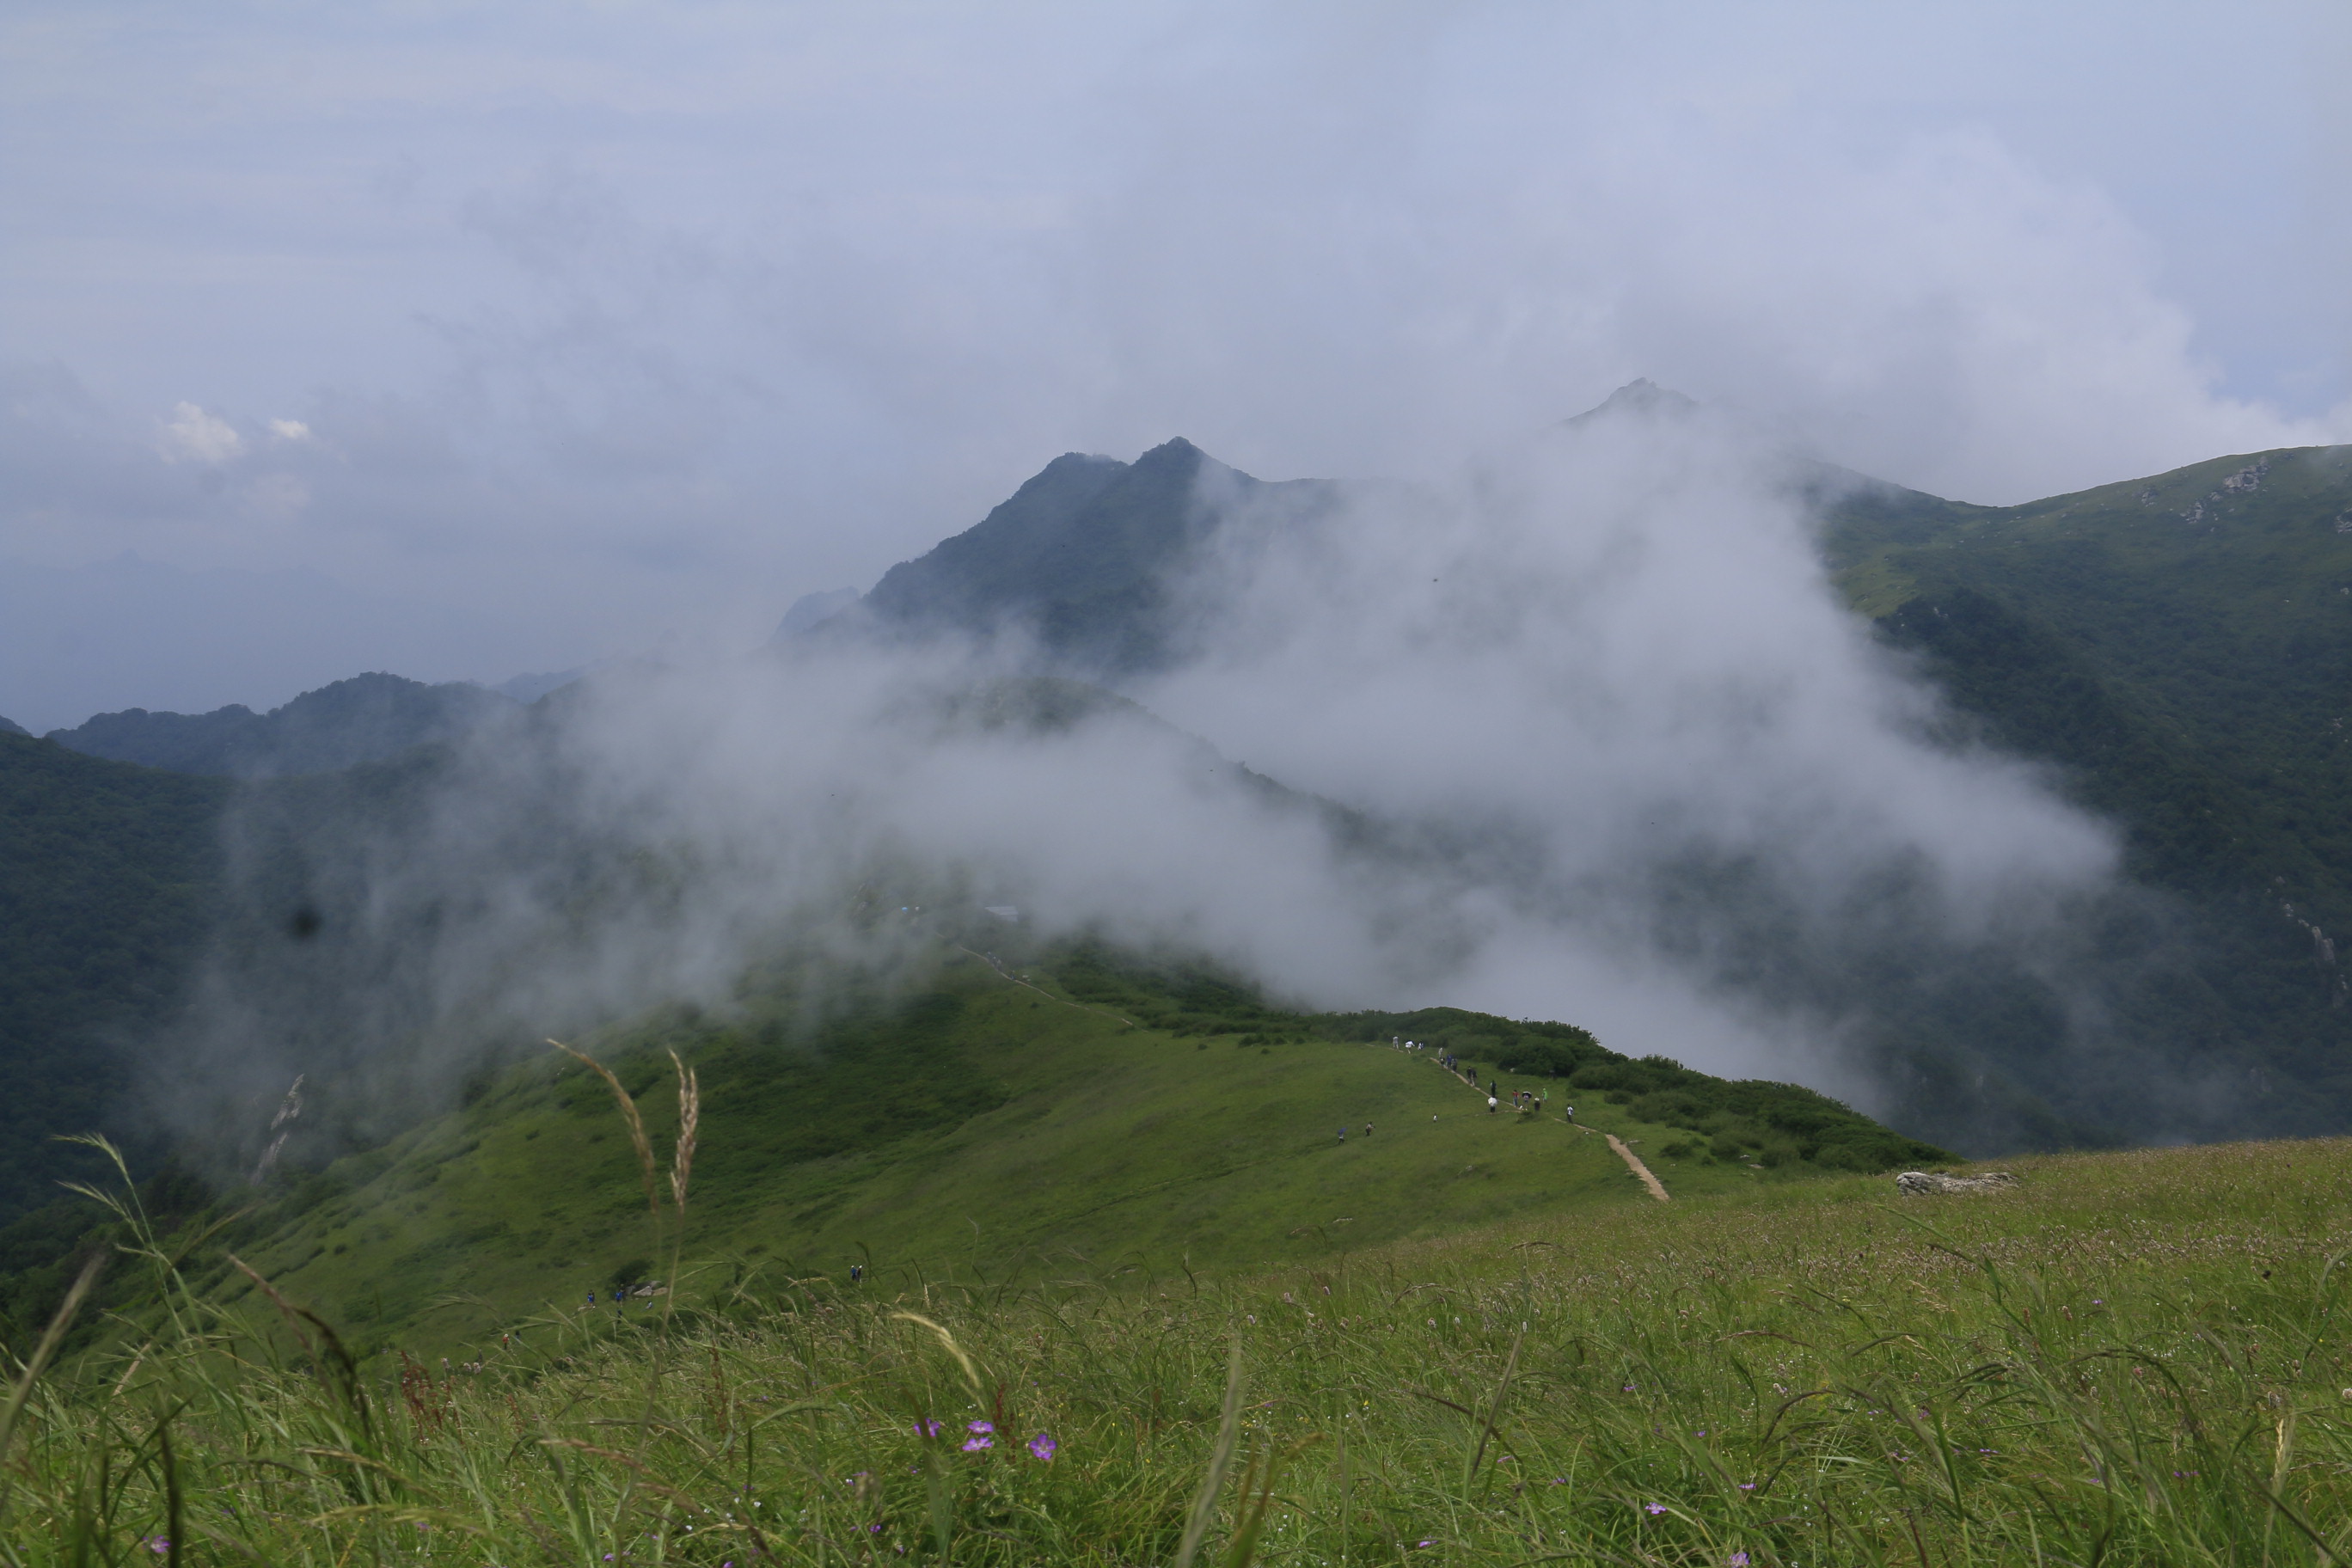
{"left": 1739, "top": 1482, "right": 1756, "bottom": 1491}
{"left": 868, "top": 1524, "right": 883, "bottom": 1534}
{"left": 1029, "top": 1433, "right": 1057, "bottom": 1461}
{"left": 1415, "top": 1541, "right": 1435, "bottom": 1549}
{"left": 915, "top": 1418, "right": 941, "bottom": 1437}
{"left": 962, "top": 1435, "right": 993, "bottom": 1451}
{"left": 1730, "top": 1554, "right": 1750, "bottom": 1566}
{"left": 968, "top": 1419, "right": 994, "bottom": 1435}
{"left": 144, "top": 1542, "right": 169, "bottom": 1557}
{"left": 1645, "top": 1503, "right": 1667, "bottom": 1516}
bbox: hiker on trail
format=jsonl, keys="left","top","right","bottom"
{"left": 1487, "top": 1094, "right": 1498, "bottom": 1113}
{"left": 1338, "top": 1125, "right": 1347, "bottom": 1142}
{"left": 1364, "top": 1123, "right": 1374, "bottom": 1138}
{"left": 849, "top": 1264, "right": 863, "bottom": 1283}
{"left": 1564, "top": 1105, "right": 1574, "bottom": 1122}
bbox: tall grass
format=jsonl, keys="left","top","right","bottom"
{"left": 5, "top": 1109, "right": 2350, "bottom": 1562}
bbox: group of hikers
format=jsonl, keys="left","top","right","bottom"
{"left": 1338, "top": 1036, "right": 1570, "bottom": 1138}
{"left": 586, "top": 1282, "right": 667, "bottom": 1309}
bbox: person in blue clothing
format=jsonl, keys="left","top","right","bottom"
{"left": 1338, "top": 1124, "right": 1346, "bottom": 1142}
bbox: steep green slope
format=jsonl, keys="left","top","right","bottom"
{"left": 1822, "top": 444, "right": 2352, "bottom": 1120}
{"left": 206, "top": 937, "right": 1943, "bottom": 1359}
{"left": 0, "top": 735, "right": 226, "bottom": 1215}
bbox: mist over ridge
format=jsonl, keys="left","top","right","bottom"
{"left": 136, "top": 385, "right": 2302, "bottom": 1173}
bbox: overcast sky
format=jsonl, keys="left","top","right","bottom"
{"left": 5, "top": 1, "right": 2349, "bottom": 731}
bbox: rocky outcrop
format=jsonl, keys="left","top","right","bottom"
{"left": 1895, "top": 1170, "right": 2018, "bottom": 1196}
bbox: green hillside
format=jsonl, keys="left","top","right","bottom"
{"left": 1826, "top": 445, "right": 2352, "bottom": 906}
{"left": 171, "top": 934, "right": 1943, "bottom": 1362}
{"left": 1822, "top": 444, "right": 2352, "bottom": 1127}
{"left": 12, "top": 1113, "right": 2349, "bottom": 1562}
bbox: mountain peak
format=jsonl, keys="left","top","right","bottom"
{"left": 1132, "top": 436, "right": 1205, "bottom": 469}
{"left": 1565, "top": 379, "right": 1700, "bottom": 427}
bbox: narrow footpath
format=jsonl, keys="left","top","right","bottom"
{"left": 961, "top": 947, "right": 1137, "bottom": 1026}
{"left": 1415, "top": 1044, "right": 1670, "bottom": 1202}
{"left": 1604, "top": 1133, "right": 1670, "bottom": 1203}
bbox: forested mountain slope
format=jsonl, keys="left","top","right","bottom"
{"left": 1822, "top": 444, "right": 2352, "bottom": 1117}
{"left": 0, "top": 735, "right": 226, "bottom": 1214}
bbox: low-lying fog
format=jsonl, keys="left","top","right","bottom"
{"left": 162, "top": 402, "right": 2165, "bottom": 1164}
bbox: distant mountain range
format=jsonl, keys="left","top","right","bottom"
{"left": 43, "top": 672, "right": 518, "bottom": 780}
{"left": 9, "top": 389, "right": 2352, "bottom": 1226}
{"left": 0, "top": 552, "right": 552, "bottom": 739}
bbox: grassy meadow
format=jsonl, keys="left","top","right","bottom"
{"left": 7, "top": 1121, "right": 2352, "bottom": 1564}
{"left": 194, "top": 940, "right": 1929, "bottom": 1362}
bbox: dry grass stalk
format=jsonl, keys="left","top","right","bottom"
{"left": 667, "top": 1049, "right": 699, "bottom": 1220}
{"left": 0, "top": 1251, "right": 104, "bottom": 1486}
{"left": 549, "top": 1038, "right": 659, "bottom": 1218}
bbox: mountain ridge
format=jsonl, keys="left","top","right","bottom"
{"left": 47, "top": 671, "right": 518, "bottom": 779}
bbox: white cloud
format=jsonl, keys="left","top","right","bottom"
{"left": 156, "top": 401, "right": 243, "bottom": 463}
{"left": 267, "top": 418, "right": 311, "bottom": 441}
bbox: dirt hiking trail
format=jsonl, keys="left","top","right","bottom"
{"left": 1604, "top": 1133, "right": 1670, "bottom": 1202}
